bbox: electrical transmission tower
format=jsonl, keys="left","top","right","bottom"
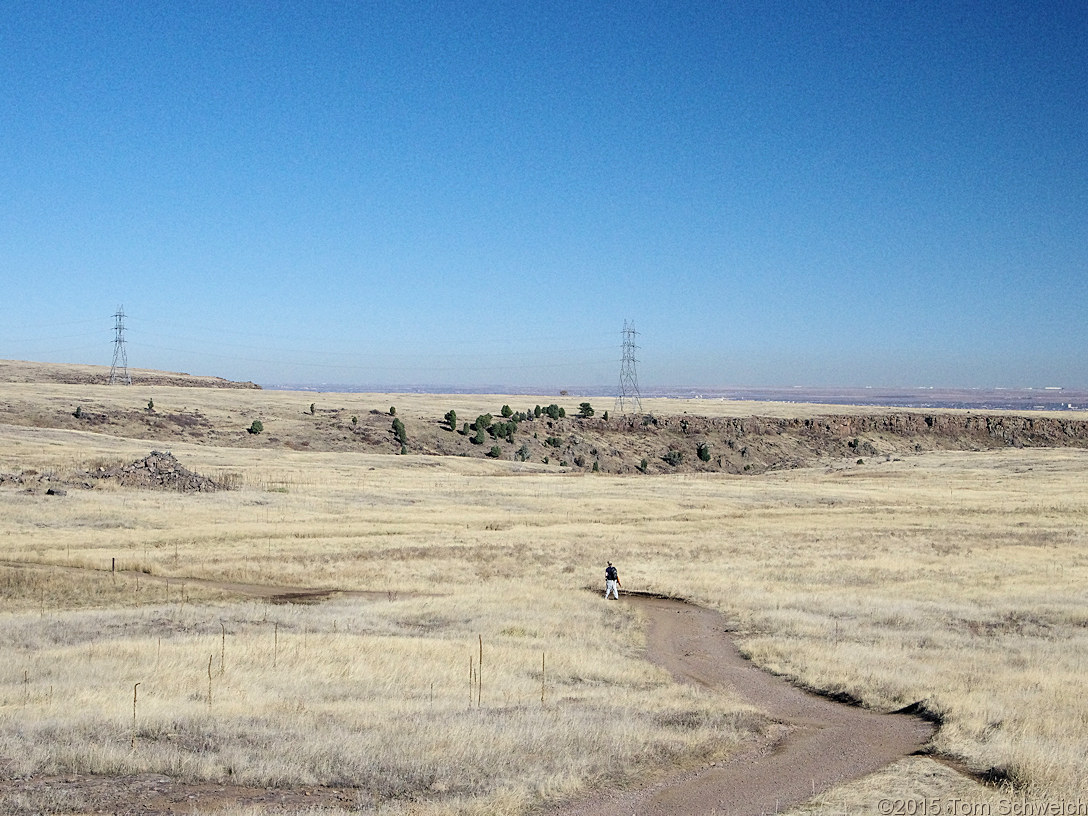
{"left": 108, "top": 305, "right": 132, "bottom": 385}
{"left": 615, "top": 320, "right": 643, "bottom": 414}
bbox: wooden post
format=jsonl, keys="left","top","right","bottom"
{"left": 131, "top": 682, "right": 141, "bottom": 748}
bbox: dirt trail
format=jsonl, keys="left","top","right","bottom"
{"left": 1, "top": 573, "right": 936, "bottom": 815}
{"left": 0, "top": 558, "right": 398, "bottom": 604}
{"left": 542, "top": 593, "right": 936, "bottom": 816}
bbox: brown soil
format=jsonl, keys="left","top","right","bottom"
{"left": 0, "top": 589, "right": 936, "bottom": 816}
{"left": 538, "top": 593, "right": 936, "bottom": 816}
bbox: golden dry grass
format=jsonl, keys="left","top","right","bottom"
{"left": 1, "top": 380, "right": 1087, "bottom": 814}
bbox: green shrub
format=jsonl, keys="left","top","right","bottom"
{"left": 389, "top": 406, "right": 396, "bottom": 416}
{"left": 488, "top": 445, "right": 502, "bottom": 458}
{"left": 147, "top": 398, "right": 154, "bottom": 411}
{"left": 662, "top": 450, "right": 683, "bottom": 466}
{"left": 697, "top": 442, "right": 711, "bottom": 462}
{"left": 248, "top": 420, "right": 263, "bottom": 435}
{"left": 516, "top": 444, "right": 531, "bottom": 461}
{"left": 578, "top": 402, "right": 594, "bottom": 417}
{"left": 602, "top": 410, "right": 609, "bottom": 421}
{"left": 445, "top": 409, "right": 457, "bottom": 431}
{"left": 73, "top": 406, "right": 82, "bottom": 419}
{"left": 392, "top": 417, "right": 407, "bottom": 445}
{"left": 310, "top": 403, "right": 316, "bottom": 415}
{"left": 501, "top": 404, "right": 513, "bottom": 418}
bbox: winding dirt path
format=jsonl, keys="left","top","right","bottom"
{"left": 542, "top": 593, "right": 936, "bottom": 816}
{"left": 1, "top": 568, "right": 936, "bottom": 815}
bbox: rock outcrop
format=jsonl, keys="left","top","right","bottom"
{"left": 90, "top": 451, "right": 219, "bottom": 491}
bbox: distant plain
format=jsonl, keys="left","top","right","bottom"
{"left": 1, "top": 360, "right": 1086, "bottom": 815}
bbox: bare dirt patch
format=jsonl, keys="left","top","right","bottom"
{"left": 539, "top": 593, "right": 937, "bottom": 816}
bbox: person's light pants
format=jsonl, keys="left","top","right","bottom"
{"left": 605, "top": 579, "right": 619, "bottom": 599}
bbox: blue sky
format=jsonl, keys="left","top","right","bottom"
{"left": 2, "top": 1, "right": 1086, "bottom": 389}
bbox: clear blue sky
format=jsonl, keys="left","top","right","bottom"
{"left": 2, "top": 1, "right": 1086, "bottom": 389}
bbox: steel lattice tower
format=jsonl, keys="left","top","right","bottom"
{"left": 108, "top": 305, "right": 132, "bottom": 385}
{"left": 615, "top": 320, "right": 643, "bottom": 414}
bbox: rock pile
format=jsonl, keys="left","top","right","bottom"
{"left": 93, "top": 451, "right": 219, "bottom": 492}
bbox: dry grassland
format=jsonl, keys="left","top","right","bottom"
{"left": 1, "top": 382, "right": 1087, "bottom": 814}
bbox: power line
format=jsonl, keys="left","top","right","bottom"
{"left": 615, "top": 320, "right": 643, "bottom": 414}
{"left": 108, "top": 306, "right": 131, "bottom": 385}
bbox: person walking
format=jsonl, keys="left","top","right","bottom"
{"left": 604, "top": 561, "right": 621, "bottom": 599}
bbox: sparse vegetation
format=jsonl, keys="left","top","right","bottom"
{"left": 392, "top": 417, "right": 407, "bottom": 445}
{"left": 471, "top": 414, "right": 491, "bottom": 445}
{"left": 2, "top": 371, "right": 1088, "bottom": 814}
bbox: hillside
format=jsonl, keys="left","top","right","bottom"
{"left": 0, "top": 359, "right": 260, "bottom": 388}
{"left": 2, "top": 360, "right": 1087, "bottom": 476}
